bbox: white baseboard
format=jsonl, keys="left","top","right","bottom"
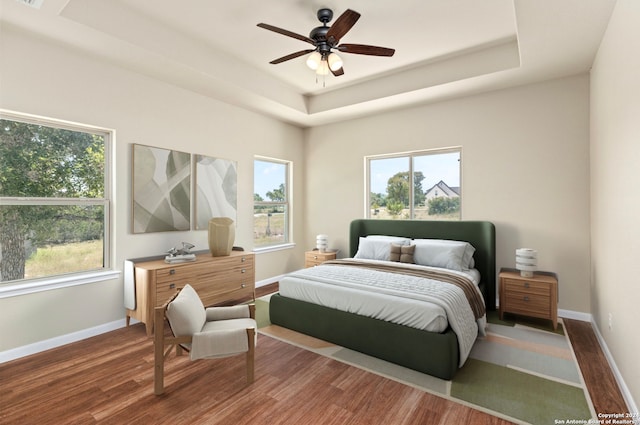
{"left": 590, "top": 319, "right": 638, "bottom": 416}
{"left": 559, "top": 308, "right": 592, "bottom": 322}
{"left": 0, "top": 318, "right": 134, "bottom": 364}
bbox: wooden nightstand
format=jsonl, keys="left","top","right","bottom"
{"left": 499, "top": 268, "right": 558, "bottom": 330}
{"left": 305, "top": 250, "right": 337, "bottom": 267}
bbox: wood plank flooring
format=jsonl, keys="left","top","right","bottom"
{"left": 0, "top": 324, "right": 513, "bottom": 425}
{"left": 0, "top": 308, "right": 630, "bottom": 424}
{"left": 563, "top": 318, "right": 630, "bottom": 417}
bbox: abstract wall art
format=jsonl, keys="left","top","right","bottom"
{"left": 194, "top": 154, "right": 237, "bottom": 230}
{"left": 132, "top": 144, "right": 191, "bottom": 233}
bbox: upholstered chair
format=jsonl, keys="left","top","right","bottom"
{"left": 153, "top": 284, "right": 256, "bottom": 395}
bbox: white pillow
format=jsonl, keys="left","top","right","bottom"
{"left": 354, "top": 237, "right": 393, "bottom": 261}
{"left": 412, "top": 239, "right": 476, "bottom": 271}
{"left": 166, "top": 284, "right": 206, "bottom": 336}
{"left": 366, "top": 235, "right": 411, "bottom": 245}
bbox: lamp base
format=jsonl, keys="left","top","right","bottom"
{"left": 520, "top": 270, "right": 534, "bottom": 278}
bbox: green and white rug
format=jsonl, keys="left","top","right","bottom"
{"left": 255, "top": 296, "right": 595, "bottom": 425}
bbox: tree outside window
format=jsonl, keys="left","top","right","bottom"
{"left": 253, "top": 158, "right": 291, "bottom": 248}
{"left": 0, "top": 114, "right": 110, "bottom": 283}
{"left": 367, "top": 149, "right": 461, "bottom": 220}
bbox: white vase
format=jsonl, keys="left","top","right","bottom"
{"left": 208, "top": 217, "right": 235, "bottom": 257}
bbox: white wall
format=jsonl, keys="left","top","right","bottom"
{"left": 0, "top": 26, "right": 305, "bottom": 352}
{"left": 590, "top": 0, "right": 640, "bottom": 408}
{"left": 304, "top": 75, "right": 592, "bottom": 313}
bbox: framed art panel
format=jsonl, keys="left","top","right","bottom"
{"left": 132, "top": 144, "right": 191, "bottom": 233}
{"left": 195, "top": 154, "right": 237, "bottom": 230}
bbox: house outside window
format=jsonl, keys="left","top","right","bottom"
{"left": 366, "top": 148, "right": 461, "bottom": 220}
{"left": 253, "top": 157, "right": 291, "bottom": 249}
{"left": 0, "top": 112, "right": 111, "bottom": 286}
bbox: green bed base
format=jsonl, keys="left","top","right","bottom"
{"left": 269, "top": 293, "right": 459, "bottom": 380}
{"left": 270, "top": 219, "right": 496, "bottom": 380}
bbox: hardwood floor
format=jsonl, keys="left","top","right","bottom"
{"left": 0, "top": 307, "right": 630, "bottom": 424}
{"left": 563, "top": 318, "right": 630, "bottom": 417}
{"left": 0, "top": 324, "right": 513, "bottom": 425}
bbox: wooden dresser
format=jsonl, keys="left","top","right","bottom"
{"left": 127, "top": 251, "right": 255, "bottom": 335}
{"left": 499, "top": 268, "right": 558, "bottom": 330}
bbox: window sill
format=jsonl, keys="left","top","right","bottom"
{"left": 252, "top": 242, "right": 296, "bottom": 254}
{"left": 0, "top": 270, "right": 121, "bottom": 299}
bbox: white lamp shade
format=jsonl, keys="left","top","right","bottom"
{"left": 306, "top": 51, "right": 322, "bottom": 70}
{"left": 327, "top": 53, "right": 343, "bottom": 71}
{"left": 516, "top": 248, "right": 537, "bottom": 277}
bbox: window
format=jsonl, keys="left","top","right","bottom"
{"left": 253, "top": 157, "right": 291, "bottom": 248}
{"left": 367, "top": 148, "right": 461, "bottom": 220}
{"left": 0, "top": 112, "right": 111, "bottom": 285}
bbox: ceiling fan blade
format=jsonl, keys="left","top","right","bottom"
{"left": 269, "top": 49, "right": 316, "bottom": 64}
{"left": 337, "top": 44, "right": 395, "bottom": 57}
{"left": 326, "top": 9, "right": 361, "bottom": 45}
{"left": 257, "top": 23, "right": 316, "bottom": 46}
{"left": 331, "top": 67, "right": 345, "bottom": 77}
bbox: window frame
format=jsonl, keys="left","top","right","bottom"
{"left": 252, "top": 156, "right": 293, "bottom": 252}
{"left": 0, "top": 110, "right": 116, "bottom": 297}
{"left": 365, "top": 147, "right": 462, "bottom": 220}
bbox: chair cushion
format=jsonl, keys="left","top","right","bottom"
{"left": 166, "top": 284, "right": 206, "bottom": 336}
{"left": 190, "top": 318, "right": 257, "bottom": 360}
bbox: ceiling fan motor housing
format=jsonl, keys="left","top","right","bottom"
{"left": 317, "top": 8, "right": 333, "bottom": 24}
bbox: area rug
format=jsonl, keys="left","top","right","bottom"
{"left": 255, "top": 296, "right": 595, "bottom": 425}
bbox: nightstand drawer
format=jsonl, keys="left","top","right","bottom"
{"left": 503, "top": 278, "right": 550, "bottom": 296}
{"left": 305, "top": 250, "right": 336, "bottom": 267}
{"left": 504, "top": 292, "right": 550, "bottom": 316}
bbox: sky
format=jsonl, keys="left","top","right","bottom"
{"left": 369, "top": 152, "right": 460, "bottom": 194}
{"left": 254, "top": 151, "right": 460, "bottom": 199}
{"left": 254, "top": 160, "right": 286, "bottom": 199}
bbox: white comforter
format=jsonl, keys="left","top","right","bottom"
{"left": 279, "top": 258, "right": 485, "bottom": 367}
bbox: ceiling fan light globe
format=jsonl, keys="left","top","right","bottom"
{"left": 316, "top": 60, "right": 330, "bottom": 75}
{"left": 328, "top": 53, "right": 343, "bottom": 71}
{"left": 306, "top": 51, "right": 322, "bottom": 70}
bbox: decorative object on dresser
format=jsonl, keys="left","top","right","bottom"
{"left": 164, "top": 242, "right": 196, "bottom": 263}
{"left": 499, "top": 267, "right": 558, "bottom": 330}
{"left": 515, "top": 248, "right": 537, "bottom": 277}
{"left": 305, "top": 249, "right": 337, "bottom": 267}
{"left": 125, "top": 250, "right": 255, "bottom": 336}
{"left": 208, "top": 217, "right": 235, "bottom": 256}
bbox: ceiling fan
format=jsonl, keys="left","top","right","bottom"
{"left": 257, "top": 8, "right": 395, "bottom": 77}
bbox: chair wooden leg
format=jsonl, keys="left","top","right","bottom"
{"left": 246, "top": 328, "right": 255, "bottom": 383}
{"left": 153, "top": 307, "right": 166, "bottom": 395}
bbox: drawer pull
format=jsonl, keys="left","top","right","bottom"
{"left": 170, "top": 269, "right": 176, "bottom": 275}
{"left": 241, "top": 283, "right": 246, "bottom": 288}
{"left": 523, "top": 296, "right": 530, "bottom": 302}
{"left": 241, "top": 269, "right": 246, "bottom": 273}
{"left": 524, "top": 282, "right": 530, "bottom": 288}
{"left": 241, "top": 257, "right": 246, "bottom": 262}
{"left": 169, "top": 283, "right": 175, "bottom": 289}
{"left": 314, "top": 255, "right": 318, "bottom": 260}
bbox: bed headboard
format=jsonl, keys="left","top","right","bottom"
{"left": 349, "top": 219, "right": 496, "bottom": 311}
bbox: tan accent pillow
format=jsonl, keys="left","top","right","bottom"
{"left": 390, "top": 243, "right": 416, "bottom": 263}
{"left": 166, "top": 284, "right": 206, "bottom": 336}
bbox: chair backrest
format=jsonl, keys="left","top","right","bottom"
{"left": 165, "top": 284, "right": 206, "bottom": 336}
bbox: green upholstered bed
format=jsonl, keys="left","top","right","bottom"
{"left": 269, "top": 219, "right": 496, "bottom": 380}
